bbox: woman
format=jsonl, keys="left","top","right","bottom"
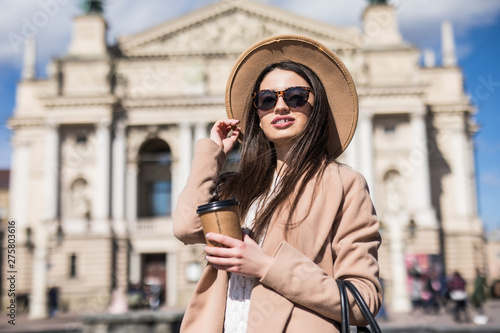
{"left": 173, "top": 35, "right": 382, "bottom": 333}
{"left": 448, "top": 271, "right": 469, "bottom": 322}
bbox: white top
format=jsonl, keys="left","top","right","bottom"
{"left": 223, "top": 175, "right": 278, "bottom": 333}
{"left": 223, "top": 201, "right": 259, "bottom": 333}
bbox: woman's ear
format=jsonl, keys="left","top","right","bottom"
{"left": 259, "top": 121, "right": 263, "bottom": 129}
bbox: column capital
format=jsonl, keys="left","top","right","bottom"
{"left": 45, "top": 120, "right": 60, "bottom": 130}
{"left": 96, "top": 119, "right": 112, "bottom": 130}
{"left": 410, "top": 107, "right": 427, "bottom": 119}
{"left": 115, "top": 119, "right": 128, "bottom": 133}
{"left": 194, "top": 121, "right": 208, "bottom": 143}
{"left": 11, "top": 136, "right": 30, "bottom": 148}
{"left": 359, "top": 109, "right": 374, "bottom": 121}
{"left": 179, "top": 121, "right": 193, "bottom": 129}
{"left": 94, "top": 118, "right": 111, "bottom": 220}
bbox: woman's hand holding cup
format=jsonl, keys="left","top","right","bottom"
{"left": 210, "top": 119, "right": 241, "bottom": 155}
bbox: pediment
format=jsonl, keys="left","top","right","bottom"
{"left": 118, "top": 0, "right": 360, "bottom": 57}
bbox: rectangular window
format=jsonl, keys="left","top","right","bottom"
{"left": 69, "top": 254, "right": 77, "bottom": 278}
{"left": 76, "top": 134, "right": 87, "bottom": 144}
{"left": 384, "top": 125, "right": 396, "bottom": 135}
{"left": 148, "top": 181, "right": 172, "bottom": 216}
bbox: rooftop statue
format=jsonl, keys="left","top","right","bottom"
{"left": 369, "top": 0, "right": 388, "bottom": 4}
{"left": 82, "top": 0, "right": 104, "bottom": 14}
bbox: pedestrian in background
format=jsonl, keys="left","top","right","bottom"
{"left": 410, "top": 272, "right": 425, "bottom": 313}
{"left": 472, "top": 269, "right": 489, "bottom": 325}
{"left": 448, "top": 271, "right": 469, "bottom": 322}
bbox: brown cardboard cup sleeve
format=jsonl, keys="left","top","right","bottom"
{"left": 197, "top": 198, "right": 242, "bottom": 247}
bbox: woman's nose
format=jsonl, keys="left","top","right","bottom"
{"left": 274, "top": 96, "right": 289, "bottom": 114}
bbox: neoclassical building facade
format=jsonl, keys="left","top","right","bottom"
{"left": 4, "top": 0, "right": 483, "bottom": 317}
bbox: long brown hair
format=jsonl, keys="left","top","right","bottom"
{"left": 219, "top": 61, "right": 333, "bottom": 241}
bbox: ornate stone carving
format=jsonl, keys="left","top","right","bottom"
{"left": 71, "top": 178, "right": 90, "bottom": 219}
{"left": 384, "top": 170, "right": 403, "bottom": 213}
{"left": 124, "top": 8, "right": 355, "bottom": 57}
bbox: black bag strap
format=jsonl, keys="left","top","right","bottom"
{"left": 344, "top": 280, "right": 381, "bottom": 333}
{"left": 336, "top": 280, "right": 350, "bottom": 333}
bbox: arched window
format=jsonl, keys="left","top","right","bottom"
{"left": 138, "top": 139, "right": 172, "bottom": 217}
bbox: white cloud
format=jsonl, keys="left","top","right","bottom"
{"left": 2, "top": 0, "right": 500, "bottom": 71}
{"left": 0, "top": 0, "right": 79, "bottom": 70}
{"left": 267, "top": 0, "right": 500, "bottom": 62}
{"left": 395, "top": 0, "right": 500, "bottom": 55}
{"left": 264, "top": 0, "right": 365, "bottom": 27}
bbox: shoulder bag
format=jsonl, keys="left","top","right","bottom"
{"left": 336, "top": 279, "right": 382, "bottom": 333}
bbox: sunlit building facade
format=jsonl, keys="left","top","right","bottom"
{"left": 4, "top": 0, "right": 483, "bottom": 317}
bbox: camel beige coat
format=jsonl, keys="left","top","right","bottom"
{"left": 173, "top": 139, "right": 382, "bottom": 332}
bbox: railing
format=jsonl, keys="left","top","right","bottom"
{"left": 82, "top": 310, "right": 183, "bottom": 333}
{"left": 133, "top": 217, "right": 173, "bottom": 234}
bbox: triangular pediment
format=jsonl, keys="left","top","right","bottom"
{"left": 118, "top": 0, "right": 360, "bottom": 57}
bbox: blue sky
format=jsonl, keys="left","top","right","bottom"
{"left": 1, "top": 0, "right": 499, "bottom": 230}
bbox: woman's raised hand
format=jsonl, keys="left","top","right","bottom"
{"left": 210, "top": 119, "right": 241, "bottom": 155}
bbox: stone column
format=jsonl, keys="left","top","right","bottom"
{"left": 94, "top": 121, "right": 111, "bottom": 227}
{"left": 126, "top": 162, "right": 138, "bottom": 225}
{"left": 30, "top": 220, "right": 49, "bottom": 319}
{"left": 172, "top": 123, "right": 193, "bottom": 211}
{"left": 112, "top": 121, "right": 127, "bottom": 234}
{"left": 466, "top": 132, "right": 479, "bottom": 217}
{"left": 194, "top": 121, "right": 208, "bottom": 143}
{"left": 387, "top": 212, "right": 411, "bottom": 312}
{"left": 344, "top": 131, "right": 359, "bottom": 169}
{"left": 410, "top": 110, "right": 436, "bottom": 226}
{"left": 358, "top": 110, "right": 375, "bottom": 198}
{"left": 44, "top": 122, "right": 59, "bottom": 221}
{"left": 179, "top": 122, "right": 193, "bottom": 182}
{"left": 129, "top": 251, "right": 141, "bottom": 285}
{"left": 450, "top": 116, "right": 473, "bottom": 222}
{"left": 167, "top": 252, "right": 177, "bottom": 306}
{"left": 9, "top": 137, "right": 30, "bottom": 238}
{"left": 31, "top": 122, "right": 59, "bottom": 319}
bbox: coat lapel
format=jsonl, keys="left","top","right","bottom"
{"left": 248, "top": 164, "right": 344, "bottom": 331}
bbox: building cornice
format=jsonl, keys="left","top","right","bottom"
{"left": 361, "top": 43, "right": 416, "bottom": 53}
{"left": 429, "top": 103, "right": 474, "bottom": 114}
{"left": 122, "top": 95, "right": 224, "bottom": 109}
{"left": 357, "top": 85, "right": 426, "bottom": 97}
{"left": 41, "top": 95, "right": 118, "bottom": 108}
{"left": 8, "top": 117, "right": 46, "bottom": 129}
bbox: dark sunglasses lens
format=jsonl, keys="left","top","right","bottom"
{"left": 284, "top": 88, "right": 309, "bottom": 108}
{"left": 256, "top": 91, "right": 277, "bottom": 110}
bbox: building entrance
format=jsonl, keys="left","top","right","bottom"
{"left": 141, "top": 253, "right": 166, "bottom": 308}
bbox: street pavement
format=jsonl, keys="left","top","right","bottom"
{"left": 1, "top": 299, "right": 499, "bottom": 332}
{"left": 378, "top": 298, "right": 500, "bottom": 332}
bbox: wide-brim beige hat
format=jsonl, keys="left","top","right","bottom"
{"left": 225, "top": 35, "right": 358, "bottom": 158}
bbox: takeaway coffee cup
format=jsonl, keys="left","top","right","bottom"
{"left": 196, "top": 198, "right": 241, "bottom": 247}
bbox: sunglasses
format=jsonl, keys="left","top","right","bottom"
{"left": 252, "top": 86, "right": 313, "bottom": 111}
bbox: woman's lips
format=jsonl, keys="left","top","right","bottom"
{"left": 271, "top": 116, "right": 295, "bottom": 128}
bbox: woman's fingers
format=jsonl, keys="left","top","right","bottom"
{"left": 212, "top": 120, "right": 240, "bottom": 137}
{"left": 203, "top": 233, "right": 273, "bottom": 278}
{"left": 209, "top": 120, "right": 240, "bottom": 153}
{"left": 205, "top": 232, "right": 241, "bottom": 250}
